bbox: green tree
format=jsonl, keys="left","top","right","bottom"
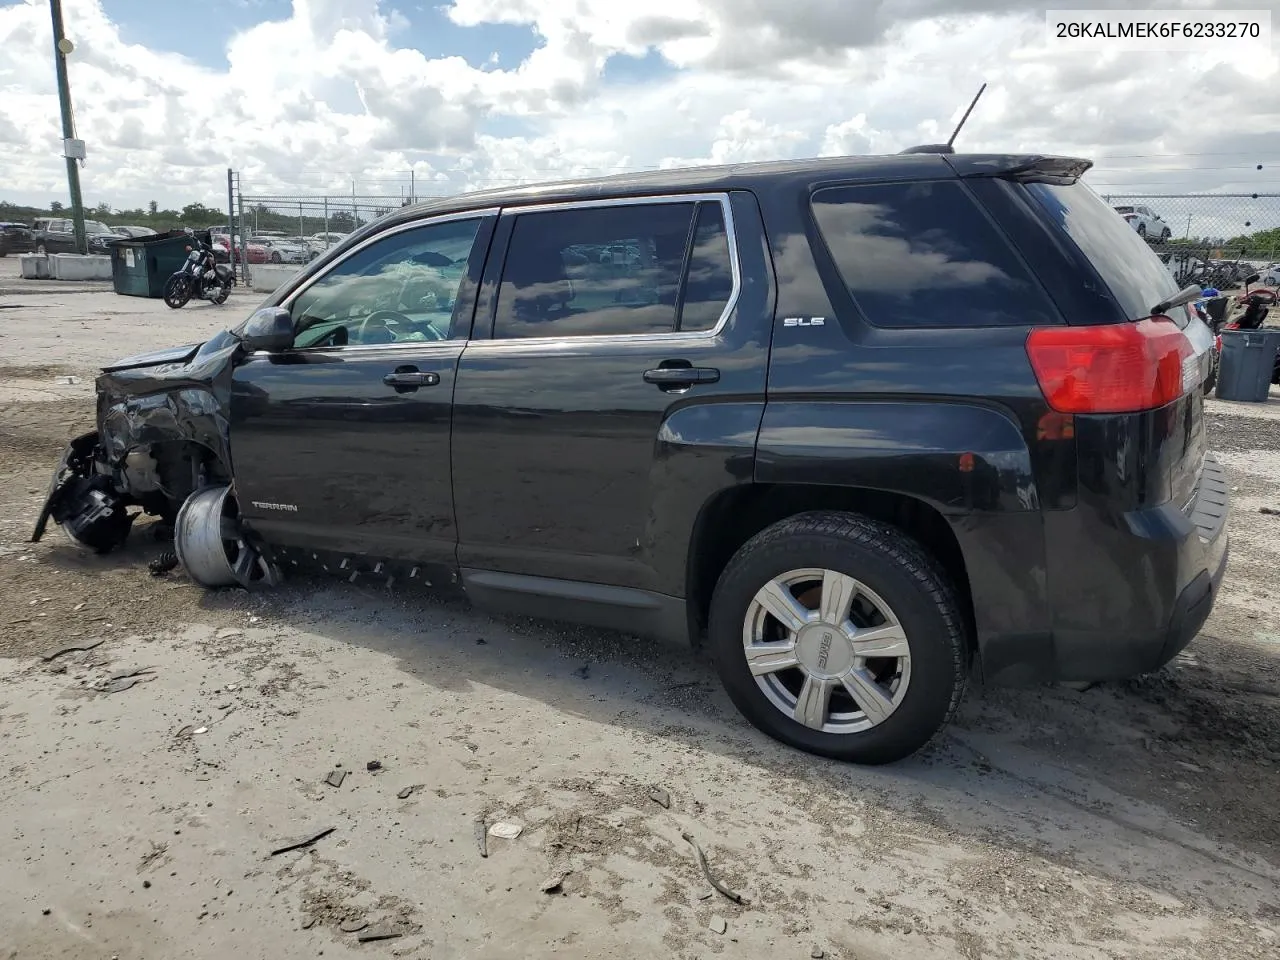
{"left": 93, "top": 201, "right": 112, "bottom": 218}
{"left": 50, "top": 200, "right": 63, "bottom": 212}
{"left": 148, "top": 200, "right": 158, "bottom": 216}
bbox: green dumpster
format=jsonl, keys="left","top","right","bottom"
{"left": 111, "top": 230, "right": 199, "bottom": 298}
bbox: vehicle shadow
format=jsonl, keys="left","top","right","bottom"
{"left": 232, "top": 575, "right": 1280, "bottom": 917}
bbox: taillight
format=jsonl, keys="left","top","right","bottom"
{"left": 1026, "top": 317, "right": 1194, "bottom": 414}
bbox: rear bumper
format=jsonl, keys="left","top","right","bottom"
{"left": 1045, "top": 453, "right": 1230, "bottom": 681}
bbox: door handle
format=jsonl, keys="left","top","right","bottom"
{"left": 643, "top": 366, "right": 720, "bottom": 387}
{"left": 383, "top": 370, "right": 440, "bottom": 388}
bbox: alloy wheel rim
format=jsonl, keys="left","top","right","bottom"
{"left": 742, "top": 567, "right": 911, "bottom": 735}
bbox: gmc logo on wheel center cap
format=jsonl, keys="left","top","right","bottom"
{"left": 817, "top": 630, "right": 834, "bottom": 670}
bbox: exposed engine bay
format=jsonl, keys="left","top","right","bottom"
{"left": 30, "top": 331, "right": 278, "bottom": 590}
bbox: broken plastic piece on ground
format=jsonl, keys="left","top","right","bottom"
{"left": 357, "top": 925, "right": 401, "bottom": 943}
{"left": 397, "top": 785, "right": 418, "bottom": 800}
{"left": 648, "top": 787, "right": 671, "bottom": 809}
{"left": 300, "top": 917, "right": 317, "bottom": 930}
{"left": 488, "top": 821, "right": 523, "bottom": 840}
{"left": 324, "top": 769, "right": 348, "bottom": 788}
{"left": 269, "top": 826, "right": 335, "bottom": 856}
{"left": 54, "top": 375, "right": 81, "bottom": 385}
{"left": 338, "top": 918, "right": 367, "bottom": 933}
{"left": 540, "top": 874, "right": 565, "bottom": 894}
{"left": 709, "top": 916, "right": 727, "bottom": 935}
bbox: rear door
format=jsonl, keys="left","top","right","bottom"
{"left": 450, "top": 193, "right": 768, "bottom": 595}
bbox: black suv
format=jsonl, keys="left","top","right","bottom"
{"left": 33, "top": 217, "right": 120, "bottom": 255}
{"left": 32, "top": 152, "right": 1228, "bottom": 764}
{"left": 0, "top": 221, "right": 35, "bottom": 256}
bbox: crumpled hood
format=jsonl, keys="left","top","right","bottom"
{"left": 102, "top": 342, "right": 204, "bottom": 373}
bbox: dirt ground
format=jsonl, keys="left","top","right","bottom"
{"left": 2, "top": 256, "right": 1279, "bottom": 959}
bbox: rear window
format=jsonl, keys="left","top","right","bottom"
{"left": 1113, "top": 206, "right": 1134, "bottom": 214}
{"left": 810, "top": 181, "right": 1059, "bottom": 329}
{"left": 1027, "top": 182, "right": 1178, "bottom": 323}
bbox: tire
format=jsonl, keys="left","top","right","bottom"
{"left": 1161, "top": 227, "right": 1171, "bottom": 240}
{"left": 1136, "top": 223, "right": 1146, "bottom": 238}
{"left": 271, "top": 252, "right": 282, "bottom": 264}
{"left": 212, "top": 280, "right": 231, "bottom": 305}
{"left": 162, "top": 274, "right": 192, "bottom": 309}
{"left": 707, "top": 510, "right": 968, "bottom": 764}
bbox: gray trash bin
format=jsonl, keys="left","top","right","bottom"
{"left": 1215, "top": 328, "right": 1280, "bottom": 402}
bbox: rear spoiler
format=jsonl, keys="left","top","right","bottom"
{"left": 945, "top": 155, "right": 1093, "bottom": 185}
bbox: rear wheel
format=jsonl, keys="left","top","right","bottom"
{"left": 1137, "top": 223, "right": 1147, "bottom": 238}
{"left": 270, "top": 252, "right": 282, "bottom": 264}
{"left": 708, "top": 511, "right": 968, "bottom": 764}
{"left": 212, "top": 280, "right": 231, "bottom": 305}
{"left": 163, "top": 275, "right": 192, "bottom": 309}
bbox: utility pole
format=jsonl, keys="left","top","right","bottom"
{"left": 409, "top": 168, "right": 415, "bottom": 204}
{"left": 49, "top": 0, "right": 87, "bottom": 255}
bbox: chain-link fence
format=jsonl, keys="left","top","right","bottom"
{"left": 1101, "top": 193, "right": 1280, "bottom": 289}
{"left": 234, "top": 193, "right": 453, "bottom": 240}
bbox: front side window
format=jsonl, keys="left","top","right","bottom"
{"left": 288, "top": 217, "right": 481, "bottom": 349}
{"left": 492, "top": 199, "right": 735, "bottom": 340}
{"left": 811, "top": 181, "right": 1058, "bottom": 329}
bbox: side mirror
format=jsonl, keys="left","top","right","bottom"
{"left": 239, "top": 307, "right": 293, "bottom": 353}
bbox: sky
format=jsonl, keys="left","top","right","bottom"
{"left": 0, "top": 0, "right": 1278, "bottom": 231}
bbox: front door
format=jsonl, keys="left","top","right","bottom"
{"left": 451, "top": 195, "right": 768, "bottom": 594}
{"left": 230, "top": 212, "right": 495, "bottom": 570}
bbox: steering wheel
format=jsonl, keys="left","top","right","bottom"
{"left": 353, "top": 309, "right": 412, "bottom": 344}
{"left": 356, "top": 309, "right": 446, "bottom": 343}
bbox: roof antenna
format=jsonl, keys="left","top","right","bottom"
{"left": 947, "top": 82, "right": 987, "bottom": 149}
{"left": 899, "top": 82, "right": 987, "bottom": 156}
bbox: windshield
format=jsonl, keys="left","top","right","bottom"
{"left": 85, "top": 220, "right": 113, "bottom": 234}
{"left": 1028, "top": 182, "right": 1178, "bottom": 322}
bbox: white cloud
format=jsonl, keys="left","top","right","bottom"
{"left": 0, "top": 0, "right": 1277, "bottom": 214}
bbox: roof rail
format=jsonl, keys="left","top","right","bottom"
{"left": 899, "top": 143, "right": 955, "bottom": 155}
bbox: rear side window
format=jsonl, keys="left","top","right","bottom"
{"left": 811, "top": 181, "right": 1059, "bottom": 329}
{"left": 1025, "top": 181, "right": 1178, "bottom": 324}
{"left": 493, "top": 199, "right": 735, "bottom": 339}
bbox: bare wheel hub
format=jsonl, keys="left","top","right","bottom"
{"left": 743, "top": 567, "right": 912, "bottom": 735}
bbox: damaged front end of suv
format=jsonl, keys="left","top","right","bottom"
{"left": 30, "top": 313, "right": 289, "bottom": 590}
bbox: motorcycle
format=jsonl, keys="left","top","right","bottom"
{"left": 163, "top": 233, "right": 233, "bottom": 309}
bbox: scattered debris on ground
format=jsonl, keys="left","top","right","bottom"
{"left": 489, "top": 821, "right": 523, "bottom": 841}
{"left": 648, "top": 787, "right": 671, "bottom": 809}
{"left": 324, "top": 769, "right": 347, "bottom": 789}
{"left": 269, "top": 827, "right": 335, "bottom": 857}
{"left": 40, "top": 637, "right": 105, "bottom": 661}
{"left": 682, "top": 831, "right": 749, "bottom": 905}
{"left": 709, "top": 915, "right": 727, "bottom": 935}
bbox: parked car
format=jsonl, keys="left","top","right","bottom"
{"left": 0, "top": 221, "right": 35, "bottom": 256}
{"left": 112, "top": 225, "right": 157, "bottom": 239}
{"left": 256, "top": 237, "right": 310, "bottom": 264}
{"left": 33, "top": 217, "right": 122, "bottom": 254}
{"left": 1113, "top": 204, "right": 1172, "bottom": 241}
{"left": 1260, "top": 262, "right": 1280, "bottom": 286}
{"left": 285, "top": 236, "right": 322, "bottom": 261}
{"left": 307, "top": 231, "right": 349, "bottom": 251}
{"left": 31, "top": 151, "right": 1227, "bottom": 764}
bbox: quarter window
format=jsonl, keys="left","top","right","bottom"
{"left": 811, "top": 181, "right": 1058, "bottom": 329}
{"left": 288, "top": 218, "right": 481, "bottom": 349}
{"left": 492, "top": 200, "right": 735, "bottom": 340}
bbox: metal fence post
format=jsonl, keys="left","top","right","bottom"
{"left": 323, "top": 197, "right": 329, "bottom": 239}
